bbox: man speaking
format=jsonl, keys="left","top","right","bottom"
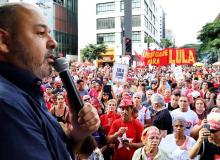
{"left": 0, "top": 2, "right": 100, "bottom": 159}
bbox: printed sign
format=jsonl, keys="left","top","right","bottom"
{"left": 136, "top": 61, "right": 145, "bottom": 68}
{"left": 174, "top": 66, "right": 184, "bottom": 80}
{"left": 171, "top": 63, "right": 175, "bottom": 70}
{"left": 112, "top": 63, "right": 128, "bottom": 83}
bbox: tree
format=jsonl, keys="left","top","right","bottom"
{"left": 160, "top": 38, "right": 173, "bottom": 48}
{"left": 197, "top": 20, "right": 220, "bottom": 63}
{"left": 182, "top": 43, "right": 203, "bottom": 62}
{"left": 81, "top": 43, "right": 107, "bottom": 61}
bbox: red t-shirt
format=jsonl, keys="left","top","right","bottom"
{"left": 164, "top": 97, "right": 171, "bottom": 103}
{"left": 213, "top": 83, "right": 219, "bottom": 89}
{"left": 193, "top": 109, "right": 207, "bottom": 121}
{"left": 100, "top": 113, "right": 121, "bottom": 135}
{"left": 94, "top": 90, "right": 100, "bottom": 98}
{"left": 108, "top": 118, "right": 144, "bottom": 160}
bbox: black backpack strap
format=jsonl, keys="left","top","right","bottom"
{"left": 140, "top": 147, "right": 143, "bottom": 160}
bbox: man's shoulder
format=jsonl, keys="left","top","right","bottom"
{"left": 188, "top": 109, "right": 199, "bottom": 117}
{"left": 0, "top": 76, "right": 23, "bottom": 99}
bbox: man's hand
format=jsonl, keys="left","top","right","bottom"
{"left": 68, "top": 102, "right": 100, "bottom": 139}
{"left": 121, "top": 141, "right": 132, "bottom": 148}
{"left": 117, "top": 127, "right": 128, "bottom": 136}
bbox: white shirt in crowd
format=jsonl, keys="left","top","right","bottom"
{"left": 112, "top": 85, "right": 123, "bottom": 96}
{"left": 136, "top": 106, "right": 150, "bottom": 126}
{"left": 170, "top": 109, "right": 199, "bottom": 136}
{"left": 159, "top": 134, "right": 198, "bottom": 160}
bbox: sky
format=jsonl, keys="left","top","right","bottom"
{"left": 161, "top": 0, "right": 220, "bottom": 47}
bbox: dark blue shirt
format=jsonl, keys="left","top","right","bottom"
{"left": 0, "top": 61, "right": 73, "bottom": 159}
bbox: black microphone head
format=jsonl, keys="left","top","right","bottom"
{"left": 53, "top": 57, "right": 69, "bottom": 73}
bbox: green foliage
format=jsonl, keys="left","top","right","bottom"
{"left": 81, "top": 43, "right": 107, "bottom": 61}
{"left": 160, "top": 38, "right": 173, "bottom": 48}
{"left": 197, "top": 20, "right": 220, "bottom": 62}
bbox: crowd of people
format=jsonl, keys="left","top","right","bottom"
{"left": 1, "top": 2, "right": 220, "bottom": 160}
{"left": 42, "top": 63, "right": 220, "bottom": 160}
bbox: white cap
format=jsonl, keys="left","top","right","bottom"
{"left": 192, "top": 91, "right": 201, "bottom": 98}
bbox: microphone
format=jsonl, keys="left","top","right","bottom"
{"left": 53, "top": 58, "right": 84, "bottom": 113}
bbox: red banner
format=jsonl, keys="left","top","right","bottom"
{"left": 134, "top": 48, "right": 196, "bottom": 66}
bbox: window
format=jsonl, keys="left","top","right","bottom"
{"left": 145, "top": 17, "right": 148, "bottom": 29}
{"left": 149, "top": 23, "right": 152, "bottom": 32}
{"left": 120, "top": 0, "right": 141, "bottom": 12}
{"left": 97, "top": 33, "right": 115, "bottom": 44}
{"left": 121, "top": 15, "right": 141, "bottom": 27}
{"left": 144, "top": 1, "right": 148, "bottom": 15}
{"left": 132, "top": 31, "right": 141, "bottom": 43}
{"left": 153, "top": 4, "right": 156, "bottom": 12}
{"left": 97, "top": 2, "right": 115, "bottom": 15}
{"left": 149, "top": 9, "right": 152, "bottom": 20}
{"left": 97, "top": 18, "right": 115, "bottom": 30}
{"left": 153, "top": 15, "right": 155, "bottom": 25}
{"left": 153, "top": 28, "right": 156, "bottom": 35}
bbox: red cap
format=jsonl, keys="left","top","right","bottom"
{"left": 127, "top": 77, "right": 133, "bottom": 81}
{"left": 55, "top": 81, "right": 61, "bottom": 85}
{"left": 119, "top": 99, "right": 134, "bottom": 108}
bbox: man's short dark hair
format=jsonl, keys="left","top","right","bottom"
{"left": 77, "top": 79, "right": 83, "bottom": 84}
{"left": 194, "top": 77, "right": 199, "bottom": 80}
{"left": 180, "top": 95, "right": 190, "bottom": 102}
{"left": 172, "top": 91, "right": 181, "bottom": 97}
{"left": 0, "top": 3, "right": 30, "bottom": 36}
{"left": 96, "top": 80, "right": 103, "bottom": 86}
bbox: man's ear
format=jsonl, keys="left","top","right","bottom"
{"left": 0, "top": 28, "right": 10, "bottom": 54}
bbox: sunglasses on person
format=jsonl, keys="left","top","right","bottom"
{"left": 174, "top": 125, "right": 185, "bottom": 128}
{"left": 83, "top": 98, "right": 90, "bottom": 102}
{"left": 139, "top": 80, "right": 143, "bottom": 82}
{"left": 103, "top": 93, "right": 109, "bottom": 95}
{"left": 210, "top": 129, "right": 220, "bottom": 134}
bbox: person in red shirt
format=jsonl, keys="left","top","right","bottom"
{"left": 211, "top": 79, "right": 219, "bottom": 89}
{"left": 163, "top": 88, "right": 171, "bottom": 103}
{"left": 184, "top": 80, "right": 204, "bottom": 103}
{"left": 44, "top": 85, "right": 54, "bottom": 110}
{"left": 107, "top": 98, "right": 144, "bottom": 160}
{"left": 94, "top": 80, "right": 103, "bottom": 98}
{"left": 100, "top": 99, "right": 121, "bottom": 159}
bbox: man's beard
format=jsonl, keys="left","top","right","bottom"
{"left": 10, "top": 35, "right": 53, "bottom": 79}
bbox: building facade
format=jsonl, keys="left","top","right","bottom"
{"left": 165, "top": 29, "right": 175, "bottom": 45}
{"left": 1, "top": 0, "right": 78, "bottom": 61}
{"left": 78, "top": 0, "right": 162, "bottom": 66}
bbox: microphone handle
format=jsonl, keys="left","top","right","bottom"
{"left": 59, "top": 70, "right": 84, "bottom": 114}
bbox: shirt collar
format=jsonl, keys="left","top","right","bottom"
{"left": 0, "top": 60, "right": 40, "bottom": 91}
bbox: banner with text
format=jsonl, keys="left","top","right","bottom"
{"left": 134, "top": 48, "right": 196, "bottom": 66}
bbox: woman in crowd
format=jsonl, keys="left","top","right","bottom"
{"left": 193, "top": 98, "right": 207, "bottom": 121}
{"left": 190, "top": 105, "right": 220, "bottom": 140}
{"left": 132, "top": 126, "right": 169, "bottom": 160}
{"left": 100, "top": 99, "right": 121, "bottom": 160}
{"left": 189, "top": 113, "right": 220, "bottom": 160}
{"left": 137, "top": 78, "right": 144, "bottom": 91}
{"left": 50, "top": 93, "right": 68, "bottom": 124}
{"left": 159, "top": 116, "right": 198, "bottom": 160}
{"left": 98, "top": 86, "right": 116, "bottom": 110}
{"left": 75, "top": 135, "right": 104, "bottom": 160}
{"left": 200, "top": 81, "right": 208, "bottom": 95}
